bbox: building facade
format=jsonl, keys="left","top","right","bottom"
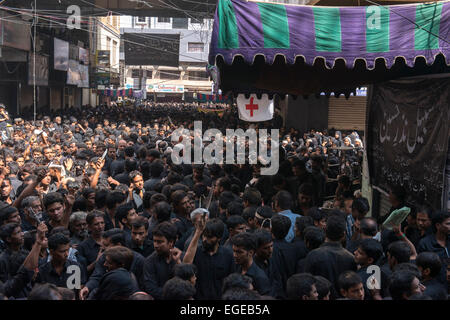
{"left": 92, "top": 15, "right": 121, "bottom": 106}
{"left": 120, "top": 16, "right": 213, "bottom": 102}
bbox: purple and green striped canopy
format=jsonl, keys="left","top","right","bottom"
{"left": 209, "top": 0, "right": 450, "bottom": 69}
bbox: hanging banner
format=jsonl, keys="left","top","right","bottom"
{"left": 367, "top": 79, "right": 450, "bottom": 210}
{"left": 79, "top": 47, "right": 89, "bottom": 65}
{"left": 123, "top": 33, "right": 180, "bottom": 67}
{"left": 67, "top": 60, "right": 81, "bottom": 86}
{"left": 237, "top": 94, "right": 274, "bottom": 122}
{"left": 28, "top": 53, "right": 49, "bottom": 86}
{"left": 78, "top": 65, "right": 89, "bottom": 88}
{"left": 54, "top": 38, "right": 69, "bottom": 71}
{"left": 1, "top": 14, "right": 31, "bottom": 51}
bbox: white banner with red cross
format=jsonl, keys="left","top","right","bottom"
{"left": 236, "top": 94, "right": 274, "bottom": 122}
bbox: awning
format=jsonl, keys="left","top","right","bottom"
{"left": 209, "top": 0, "right": 450, "bottom": 96}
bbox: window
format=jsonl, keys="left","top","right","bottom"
{"left": 187, "top": 42, "right": 204, "bottom": 53}
{"left": 106, "top": 37, "right": 111, "bottom": 51}
{"left": 137, "top": 17, "right": 146, "bottom": 23}
{"left": 172, "top": 18, "right": 188, "bottom": 29}
{"left": 157, "top": 17, "right": 171, "bottom": 23}
{"left": 132, "top": 69, "right": 142, "bottom": 78}
{"left": 159, "top": 70, "right": 180, "bottom": 80}
{"left": 188, "top": 71, "right": 209, "bottom": 81}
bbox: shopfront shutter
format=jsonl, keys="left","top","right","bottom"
{"left": 328, "top": 95, "right": 367, "bottom": 131}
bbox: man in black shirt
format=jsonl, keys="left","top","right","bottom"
{"left": 35, "top": 233, "right": 86, "bottom": 294}
{"left": 0, "top": 222, "right": 47, "bottom": 298}
{"left": 128, "top": 217, "right": 154, "bottom": 258}
{"left": 353, "top": 238, "right": 385, "bottom": 300}
{"left": 115, "top": 202, "right": 138, "bottom": 243}
{"left": 92, "top": 246, "right": 139, "bottom": 300}
{"left": 42, "top": 192, "right": 74, "bottom": 233}
{"left": 0, "top": 223, "right": 28, "bottom": 287}
{"left": 143, "top": 222, "right": 181, "bottom": 299}
{"left": 253, "top": 229, "right": 284, "bottom": 298}
{"left": 286, "top": 273, "right": 319, "bottom": 300}
{"left": 416, "top": 252, "right": 447, "bottom": 300}
{"left": 271, "top": 214, "right": 307, "bottom": 298}
{"left": 79, "top": 229, "right": 145, "bottom": 300}
{"left": 104, "top": 191, "right": 127, "bottom": 231}
{"left": 183, "top": 217, "right": 235, "bottom": 300}
{"left": 182, "top": 164, "right": 212, "bottom": 189}
{"left": 304, "top": 215, "right": 357, "bottom": 297}
{"left": 171, "top": 190, "right": 194, "bottom": 243}
{"left": 109, "top": 140, "right": 127, "bottom": 177}
{"left": 417, "top": 211, "right": 450, "bottom": 285}
{"left": 231, "top": 232, "right": 271, "bottom": 296}
{"left": 77, "top": 211, "right": 105, "bottom": 275}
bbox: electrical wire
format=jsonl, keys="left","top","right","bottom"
{"left": 2, "top": 61, "right": 21, "bottom": 74}
{"left": 0, "top": 6, "right": 204, "bottom": 61}
{"left": 1, "top": 3, "right": 212, "bottom": 55}
{"left": 78, "top": 0, "right": 213, "bottom": 42}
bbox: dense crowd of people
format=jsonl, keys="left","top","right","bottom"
{"left": 0, "top": 101, "right": 447, "bottom": 301}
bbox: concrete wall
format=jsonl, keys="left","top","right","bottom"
{"left": 50, "top": 88, "right": 62, "bottom": 111}
{"left": 82, "top": 88, "right": 90, "bottom": 106}
{"left": 285, "top": 96, "right": 329, "bottom": 132}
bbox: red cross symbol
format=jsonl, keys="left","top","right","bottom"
{"left": 245, "top": 97, "right": 259, "bottom": 117}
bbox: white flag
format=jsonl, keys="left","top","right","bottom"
{"left": 237, "top": 94, "right": 274, "bottom": 122}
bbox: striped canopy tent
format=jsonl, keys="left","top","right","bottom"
{"left": 209, "top": 0, "right": 450, "bottom": 97}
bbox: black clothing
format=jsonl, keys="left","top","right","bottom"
{"left": 272, "top": 239, "right": 307, "bottom": 297}
{"left": 0, "top": 248, "right": 32, "bottom": 298}
{"left": 357, "top": 265, "right": 390, "bottom": 300}
{"left": 92, "top": 268, "right": 139, "bottom": 300}
{"left": 422, "top": 278, "right": 447, "bottom": 300}
{"left": 86, "top": 251, "right": 145, "bottom": 292}
{"left": 110, "top": 159, "right": 125, "bottom": 177}
{"left": 304, "top": 242, "right": 357, "bottom": 296}
{"left": 77, "top": 237, "right": 102, "bottom": 270}
{"left": 235, "top": 261, "right": 272, "bottom": 296}
{"left": 114, "top": 172, "right": 130, "bottom": 186}
{"left": 417, "top": 234, "right": 450, "bottom": 285}
{"left": 0, "top": 266, "right": 34, "bottom": 297}
{"left": 128, "top": 238, "right": 154, "bottom": 258}
{"left": 182, "top": 174, "right": 212, "bottom": 189}
{"left": 20, "top": 212, "right": 37, "bottom": 233}
{"left": 254, "top": 256, "right": 284, "bottom": 299}
{"left": 191, "top": 245, "right": 235, "bottom": 300}
{"left": 0, "top": 248, "right": 29, "bottom": 283}
{"left": 103, "top": 211, "right": 118, "bottom": 231}
{"left": 173, "top": 215, "right": 193, "bottom": 243}
{"left": 142, "top": 252, "right": 177, "bottom": 300}
{"left": 35, "top": 259, "right": 87, "bottom": 288}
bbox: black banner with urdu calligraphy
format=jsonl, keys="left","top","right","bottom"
{"left": 367, "top": 79, "right": 450, "bottom": 210}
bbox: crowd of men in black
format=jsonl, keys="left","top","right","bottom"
{"left": 0, "top": 101, "right": 448, "bottom": 300}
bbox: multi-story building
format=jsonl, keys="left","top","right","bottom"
{"left": 0, "top": 9, "right": 93, "bottom": 115}
{"left": 91, "top": 15, "right": 121, "bottom": 105}
{"left": 120, "top": 16, "right": 213, "bottom": 102}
